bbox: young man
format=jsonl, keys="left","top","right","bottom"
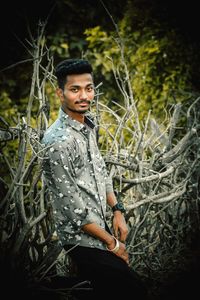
{"left": 41, "top": 59, "right": 147, "bottom": 299}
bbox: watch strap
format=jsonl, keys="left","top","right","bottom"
{"left": 112, "top": 202, "right": 125, "bottom": 213}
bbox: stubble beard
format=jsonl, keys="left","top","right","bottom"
{"left": 63, "top": 99, "right": 92, "bottom": 114}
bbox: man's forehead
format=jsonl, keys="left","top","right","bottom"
{"left": 66, "top": 73, "right": 94, "bottom": 86}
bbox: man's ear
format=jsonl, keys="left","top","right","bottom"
{"left": 56, "top": 88, "right": 64, "bottom": 103}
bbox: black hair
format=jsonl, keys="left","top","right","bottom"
{"left": 55, "top": 58, "right": 93, "bottom": 90}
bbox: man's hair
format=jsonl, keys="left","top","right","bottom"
{"left": 55, "top": 58, "right": 93, "bottom": 90}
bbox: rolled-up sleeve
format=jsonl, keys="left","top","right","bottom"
{"left": 105, "top": 175, "right": 114, "bottom": 194}
{"left": 100, "top": 159, "right": 114, "bottom": 195}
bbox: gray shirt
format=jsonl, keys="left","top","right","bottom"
{"left": 41, "top": 108, "right": 113, "bottom": 250}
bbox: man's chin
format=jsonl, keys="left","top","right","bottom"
{"left": 65, "top": 106, "right": 89, "bottom": 114}
{"left": 78, "top": 109, "right": 89, "bottom": 114}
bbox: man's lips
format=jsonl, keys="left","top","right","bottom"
{"left": 75, "top": 100, "right": 90, "bottom": 107}
{"left": 75, "top": 100, "right": 90, "bottom": 105}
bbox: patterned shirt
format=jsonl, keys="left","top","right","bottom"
{"left": 41, "top": 108, "right": 113, "bottom": 250}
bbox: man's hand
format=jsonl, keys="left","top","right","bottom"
{"left": 106, "top": 236, "right": 129, "bottom": 265}
{"left": 112, "top": 211, "right": 128, "bottom": 242}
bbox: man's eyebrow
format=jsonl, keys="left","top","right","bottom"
{"left": 69, "top": 83, "right": 94, "bottom": 87}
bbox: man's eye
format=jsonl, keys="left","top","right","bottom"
{"left": 71, "top": 88, "right": 78, "bottom": 93}
{"left": 87, "top": 86, "right": 94, "bottom": 92}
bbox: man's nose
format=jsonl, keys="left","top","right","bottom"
{"left": 79, "top": 89, "right": 87, "bottom": 99}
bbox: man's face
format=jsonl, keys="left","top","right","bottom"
{"left": 58, "top": 73, "right": 95, "bottom": 114}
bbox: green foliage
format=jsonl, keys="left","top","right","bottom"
{"left": 84, "top": 26, "right": 124, "bottom": 109}
{"left": 47, "top": 34, "right": 70, "bottom": 58}
{"left": 46, "top": 82, "right": 60, "bottom": 125}
{"left": 0, "top": 82, "right": 59, "bottom": 187}
{"left": 0, "top": 91, "right": 18, "bottom": 124}
{"left": 85, "top": 26, "right": 119, "bottom": 73}
{"left": 1, "top": 0, "right": 199, "bottom": 127}
{"left": 84, "top": 22, "right": 194, "bottom": 121}
{"left": 0, "top": 92, "right": 19, "bottom": 184}
{"left": 131, "top": 31, "right": 192, "bottom": 119}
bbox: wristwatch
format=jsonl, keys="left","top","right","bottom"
{"left": 112, "top": 202, "right": 125, "bottom": 213}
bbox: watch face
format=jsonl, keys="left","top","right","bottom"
{"left": 113, "top": 202, "right": 125, "bottom": 213}
{"left": 118, "top": 203, "right": 124, "bottom": 210}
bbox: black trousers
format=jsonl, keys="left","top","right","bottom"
{"left": 64, "top": 245, "right": 148, "bottom": 299}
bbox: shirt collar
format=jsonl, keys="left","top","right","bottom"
{"left": 58, "top": 108, "right": 95, "bottom": 131}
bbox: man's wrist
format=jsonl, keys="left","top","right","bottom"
{"left": 106, "top": 236, "right": 120, "bottom": 253}
{"left": 112, "top": 202, "right": 125, "bottom": 214}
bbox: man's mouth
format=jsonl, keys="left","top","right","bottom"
{"left": 75, "top": 100, "right": 90, "bottom": 105}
